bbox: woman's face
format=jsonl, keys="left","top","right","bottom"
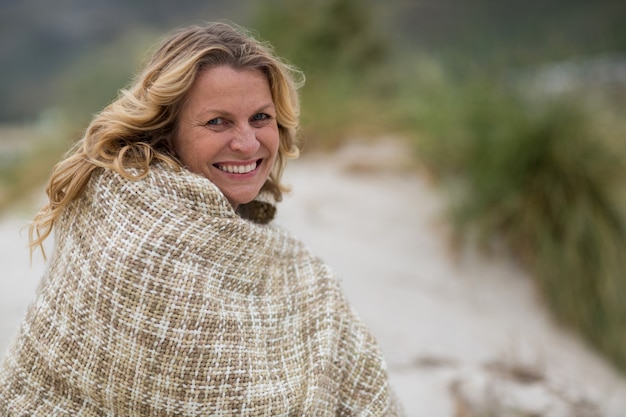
{"left": 172, "top": 66, "right": 279, "bottom": 209}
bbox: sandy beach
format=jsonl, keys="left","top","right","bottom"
{"left": 1, "top": 140, "right": 625, "bottom": 416}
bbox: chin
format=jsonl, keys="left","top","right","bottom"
{"left": 227, "top": 193, "right": 258, "bottom": 209}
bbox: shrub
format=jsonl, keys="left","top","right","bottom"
{"left": 411, "top": 71, "right": 626, "bottom": 372}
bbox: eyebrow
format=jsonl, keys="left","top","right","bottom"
{"left": 196, "top": 102, "right": 276, "bottom": 119}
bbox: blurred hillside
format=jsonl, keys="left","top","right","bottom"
{"left": 392, "top": 0, "right": 626, "bottom": 63}
{"left": 1, "top": 0, "right": 625, "bottom": 122}
{"left": 0, "top": 0, "right": 247, "bottom": 121}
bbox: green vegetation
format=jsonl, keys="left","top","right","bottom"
{"left": 403, "top": 65, "right": 626, "bottom": 370}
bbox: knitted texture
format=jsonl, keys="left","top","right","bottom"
{"left": 0, "top": 164, "right": 403, "bottom": 416}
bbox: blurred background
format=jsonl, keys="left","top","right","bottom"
{"left": 1, "top": 0, "right": 626, "bottom": 414}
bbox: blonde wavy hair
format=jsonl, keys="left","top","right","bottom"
{"left": 29, "top": 21, "right": 303, "bottom": 253}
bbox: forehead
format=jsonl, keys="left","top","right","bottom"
{"left": 182, "top": 66, "right": 274, "bottom": 116}
{"left": 198, "top": 66, "right": 269, "bottom": 95}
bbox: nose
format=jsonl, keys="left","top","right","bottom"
{"left": 229, "top": 124, "right": 260, "bottom": 155}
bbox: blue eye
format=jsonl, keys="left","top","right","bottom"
{"left": 252, "top": 113, "right": 269, "bottom": 121}
{"left": 207, "top": 118, "right": 224, "bottom": 125}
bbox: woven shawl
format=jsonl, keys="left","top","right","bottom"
{"left": 0, "top": 163, "right": 403, "bottom": 416}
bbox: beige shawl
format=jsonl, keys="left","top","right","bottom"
{"left": 0, "top": 163, "right": 403, "bottom": 416}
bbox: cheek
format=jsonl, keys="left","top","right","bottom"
{"left": 172, "top": 137, "right": 203, "bottom": 169}
{"left": 267, "top": 128, "right": 281, "bottom": 158}
{"left": 172, "top": 127, "right": 207, "bottom": 165}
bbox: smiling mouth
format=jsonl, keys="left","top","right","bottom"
{"left": 215, "top": 160, "right": 260, "bottom": 174}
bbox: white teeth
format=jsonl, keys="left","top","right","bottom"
{"left": 217, "top": 162, "right": 257, "bottom": 174}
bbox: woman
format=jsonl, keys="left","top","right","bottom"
{"left": 0, "top": 22, "right": 403, "bottom": 416}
